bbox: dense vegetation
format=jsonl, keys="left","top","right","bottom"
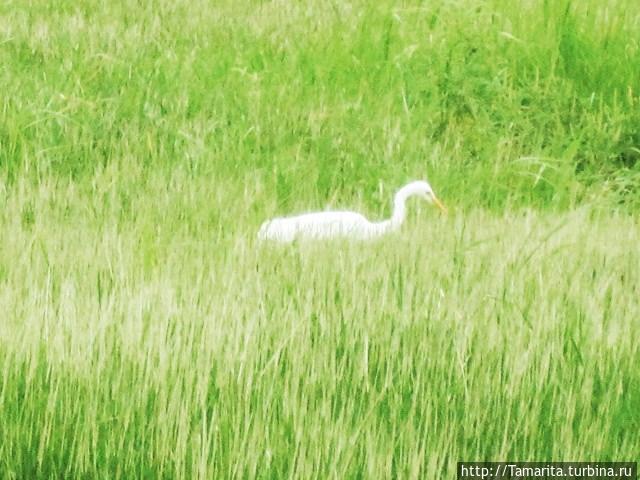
{"left": 0, "top": 0, "right": 638, "bottom": 477}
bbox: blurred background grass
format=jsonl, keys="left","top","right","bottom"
{"left": 1, "top": 0, "right": 639, "bottom": 211}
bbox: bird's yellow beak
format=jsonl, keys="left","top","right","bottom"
{"left": 433, "top": 196, "right": 447, "bottom": 214}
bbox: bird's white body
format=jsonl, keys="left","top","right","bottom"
{"left": 258, "top": 180, "right": 446, "bottom": 243}
{"left": 258, "top": 211, "right": 387, "bottom": 242}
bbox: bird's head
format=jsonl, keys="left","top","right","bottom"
{"left": 404, "top": 180, "right": 447, "bottom": 214}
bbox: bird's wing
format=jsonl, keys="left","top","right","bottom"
{"left": 258, "top": 211, "right": 372, "bottom": 241}
{"left": 289, "top": 211, "right": 369, "bottom": 238}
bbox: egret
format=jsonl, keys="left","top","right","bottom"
{"left": 257, "top": 180, "right": 447, "bottom": 243}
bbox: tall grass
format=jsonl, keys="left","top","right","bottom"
{"left": 0, "top": 0, "right": 639, "bottom": 477}
{"left": 2, "top": 0, "right": 640, "bottom": 205}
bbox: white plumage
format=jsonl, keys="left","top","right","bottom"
{"left": 257, "top": 180, "right": 446, "bottom": 243}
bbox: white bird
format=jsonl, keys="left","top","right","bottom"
{"left": 257, "top": 180, "right": 447, "bottom": 243}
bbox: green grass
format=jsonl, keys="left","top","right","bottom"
{"left": 0, "top": 0, "right": 639, "bottom": 478}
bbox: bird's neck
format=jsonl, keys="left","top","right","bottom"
{"left": 370, "top": 186, "right": 414, "bottom": 235}
{"left": 390, "top": 191, "right": 408, "bottom": 230}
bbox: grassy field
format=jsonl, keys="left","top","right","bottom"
{"left": 1, "top": 0, "right": 639, "bottom": 478}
